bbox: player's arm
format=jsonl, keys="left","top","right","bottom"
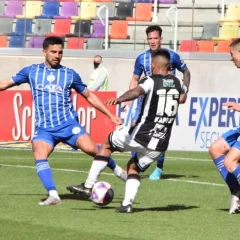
{"left": 82, "top": 89, "right": 122, "bottom": 126}
{"left": 0, "top": 79, "right": 16, "bottom": 91}
{"left": 129, "top": 74, "right": 141, "bottom": 90}
{"left": 223, "top": 102, "right": 240, "bottom": 112}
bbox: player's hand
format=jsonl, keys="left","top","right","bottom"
{"left": 110, "top": 115, "right": 123, "bottom": 126}
{"left": 223, "top": 102, "right": 240, "bottom": 112}
{"left": 179, "top": 93, "right": 187, "bottom": 104}
{"left": 105, "top": 98, "right": 118, "bottom": 105}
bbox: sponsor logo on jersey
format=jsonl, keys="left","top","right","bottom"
{"left": 36, "top": 84, "right": 63, "bottom": 93}
{"left": 163, "top": 79, "right": 175, "bottom": 88}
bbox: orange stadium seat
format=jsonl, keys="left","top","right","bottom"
{"left": 0, "top": 36, "right": 8, "bottom": 48}
{"left": 126, "top": 3, "right": 152, "bottom": 22}
{"left": 67, "top": 37, "right": 84, "bottom": 49}
{"left": 197, "top": 40, "right": 215, "bottom": 52}
{"left": 179, "top": 40, "right": 197, "bottom": 52}
{"left": 45, "top": 19, "right": 71, "bottom": 37}
{"left": 109, "top": 20, "right": 128, "bottom": 39}
{"left": 215, "top": 40, "right": 232, "bottom": 52}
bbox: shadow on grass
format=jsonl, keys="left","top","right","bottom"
{"left": 141, "top": 174, "right": 199, "bottom": 179}
{"left": 59, "top": 193, "right": 89, "bottom": 201}
{"left": 133, "top": 204, "right": 199, "bottom": 212}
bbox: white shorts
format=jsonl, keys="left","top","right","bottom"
{"left": 109, "top": 127, "right": 162, "bottom": 171}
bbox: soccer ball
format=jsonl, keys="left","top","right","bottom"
{"left": 91, "top": 181, "right": 114, "bottom": 206}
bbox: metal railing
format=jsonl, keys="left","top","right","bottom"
{"left": 166, "top": 6, "right": 179, "bottom": 52}
{"left": 97, "top": 5, "right": 109, "bottom": 51}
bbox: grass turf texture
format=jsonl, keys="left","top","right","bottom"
{"left": 0, "top": 149, "right": 239, "bottom": 240}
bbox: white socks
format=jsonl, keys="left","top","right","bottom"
{"left": 122, "top": 179, "right": 140, "bottom": 206}
{"left": 49, "top": 190, "right": 60, "bottom": 199}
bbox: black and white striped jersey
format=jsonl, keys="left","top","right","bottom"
{"left": 129, "top": 74, "right": 187, "bottom": 152}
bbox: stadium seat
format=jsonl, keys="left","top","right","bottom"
{"left": 159, "top": 0, "right": 177, "bottom": 3}
{"left": 115, "top": 2, "right": 133, "bottom": 20}
{"left": 45, "top": 19, "right": 71, "bottom": 37}
{"left": 17, "top": 1, "right": 42, "bottom": 19}
{"left": 72, "top": 2, "right": 97, "bottom": 20}
{"left": 212, "top": 22, "right": 239, "bottom": 41}
{"left": 67, "top": 37, "right": 84, "bottom": 49}
{"left": 131, "top": 0, "right": 152, "bottom": 2}
{"left": 199, "top": 23, "right": 220, "bottom": 40}
{"left": 215, "top": 40, "right": 232, "bottom": 53}
{"left": 95, "top": 0, "right": 113, "bottom": 2}
{"left": 57, "top": 0, "right": 75, "bottom": 2}
{"left": 109, "top": 20, "right": 128, "bottom": 39}
{"left": 126, "top": 3, "right": 152, "bottom": 22}
{"left": 0, "top": 18, "right": 13, "bottom": 35}
{"left": 66, "top": 20, "right": 91, "bottom": 37}
{"left": 0, "top": 1, "right": 4, "bottom": 16}
{"left": 9, "top": 36, "right": 25, "bottom": 48}
{"left": 197, "top": 40, "right": 215, "bottom": 52}
{"left": 219, "top": 4, "right": 240, "bottom": 22}
{"left": 28, "top": 36, "right": 45, "bottom": 48}
{"left": 8, "top": 19, "right": 33, "bottom": 36}
{"left": 0, "top": 36, "right": 8, "bottom": 48}
{"left": 179, "top": 40, "right": 197, "bottom": 52}
{"left": 85, "top": 20, "right": 105, "bottom": 38}
{"left": 87, "top": 38, "right": 104, "bottom": 50}
{"left": 33, "top": 19, "right": 52, "bottom": 36}
{"left": 54, "top": 2, "right": 78, "bottom": 19}
{"left": 98, "top": 2, "right": 116, "bottom": 20}
{"left": 36, "top": 1, "right": 60, "bottom": 19}
{"left": 0, "top": 1, "right": 23, "bottom": 18}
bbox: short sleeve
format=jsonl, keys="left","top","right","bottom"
{"left": 138, "top": 77, "right": 153, "bottom": 94}
{"left": 171, "top": 52, "right": 187, "bottom": 72}
{"left": 133, "top": 55, "right": 143, "bottom": 76}
{"left": 11, "top": 66, "right": 31, "bottom": 85}
{"left": 71, "top": 70, "right": 87, "bottom": 94}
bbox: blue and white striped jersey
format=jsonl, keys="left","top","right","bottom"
{"left": 12, "top": 63, "right": 86, "bottom": 129}
{"left": 134, "top": 48, "right": 187, "bottom": 77}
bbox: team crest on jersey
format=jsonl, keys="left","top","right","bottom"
{"left": 46, "top": 74, "right": 56, "bottom": 82}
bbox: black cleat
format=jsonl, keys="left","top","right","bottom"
{"left": 66, "top": 183, "right": 92, "bottom": 199}
{"left": 116, "top": 204, "right": 133, "bottom": 213}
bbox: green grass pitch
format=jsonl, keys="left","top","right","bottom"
{"left": 0, "top": 149, "right": 239, "bottom": 240}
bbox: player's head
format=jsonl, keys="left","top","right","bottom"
{"left": 230, "top": 38, "right": 240, "bottom": 68}
{"left": 43, "top": 37, "right": 64, "bottom": 68}
{"left": 146, "top": 25, "right": 163, "bottom": 51}
{"left": 151, "top": 49, "right": 170, "bottom": 74}
{"left": 93, "top": 55, "right": 102, "bottom": 69}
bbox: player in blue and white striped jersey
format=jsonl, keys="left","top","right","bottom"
{"left": 0, "top": 36, "right": 126, "bottom": 206}
{"left": 128, "top": 25, "right": 191, "bottom": 180}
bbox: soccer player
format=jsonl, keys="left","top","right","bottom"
{"left": 69, "top": 49, "right": 187, "bottom": 213}
{"left": 127, "top": 25, "right": 191, "bottom": 180}
{"left": 0, "top": 36, "right": 126, "bottom": 206}
{"left": 209, "top": 38, "right": 240, "bottom": 214}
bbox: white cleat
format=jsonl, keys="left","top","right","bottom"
{"left": 38, "top": 196, "right": 61, "bottom": 206}
{"left": 229, "top": 195, "right": 240, "bottom": 214}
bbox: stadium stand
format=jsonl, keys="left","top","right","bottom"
{"left": 0, "top": 36, "right": 8, "bottom": 48}
{"left": 115, "top": 2, "right": 134, "bottom": 20}
{"left": 45, "top": 19, "right": 71, "bottom": 37}
{"left": 215, "top": 40, "right": 232, "bottom": 53}
{"left": 9, "top": 35, "right": 25, "bottom": 48}
{"left": 67, "top": 37, "right": 84, "bottom": 49}
{"left": 36, "top": 1, "right": 60, "bottom": 19}
{"left": 212, "top": 22, "right": 239, "bottom": 41}
{"left": 0, "top": 1, "right": 23, "bottom": 18}
{"left": 33, "top": 19, "right": 52, "bottom": 36}
{"left": 197, "top": 40, "right": 215, "bottom": 52}
{"left": 8, "top": 19, "right": 33, "bottom": 36}
{"left": 16, "top": 1, "right": 42, "bottom": 19}
{"left": 179, "top": 40, "right": 197, "bottom": 52}
{"left": 55, "top": 2, "right": 78, "bottom": 19}
{"left": 126, "top": 3, "right": 152, "bottom": 22}
{"left": 219, "top": 4, "right": 240, "bottom": 22}
{"left": 87, "top": 38, "right": 104, "bottom": 49}
{"left": 28, "top": 36, "right": 45, "bottom": 48}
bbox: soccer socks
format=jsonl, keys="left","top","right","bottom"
{"left": 36, "top": 159, "right": 58, "bottom": 194}
{"left": 156, "top": 152, "right": 165, "bottom": 169}
{"left": 122, "top": 174, "right": 140, "bottom": 207}
{"left": 131, "top": 151, "right": 136, "bottom": 157}
{"left": 97, "top": 144, "right": 116, "bottom": 170}
{"left": 85, "top": 155, "right": 109, "bottom": 188}
{"left": 213, "top": 155, "right": 240, "bottom": 194}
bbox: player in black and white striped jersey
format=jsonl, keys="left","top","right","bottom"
{"left": 73, "top": 48, "right": 187, "bottom": 213}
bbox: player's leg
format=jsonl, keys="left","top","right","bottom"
{"left": 209, "top": 130, "right": 240, "bottom": 213}
{"left": 149, "top": 152, "right": 165, "bottom": 180}
{"left": 32, "top": 131, "right": 61, "bottom": 206}
{"left": 117, "top": 150, "right": 161, "bottom": 213}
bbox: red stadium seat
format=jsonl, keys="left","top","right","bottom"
{"left": 126, "top": 3, "right": 152, "bottom": 22}
{"left": 67, "top": 37, "right": 84, "bottom": 49}
{"left": 109, "top": 21, "right": 128, "bottom": 39}
{"left": 179, "top": 40, "right": 197, "bottom": 52}
{"left": 215, "top": 40, "right": 232, "bottom": 53}
{"left": 45, "top": 19, "right": 71, "bottom": 37}
{"left": 197, "top": 40, "right": 215, "bottom": 52}
{"left": 0, "top": 36, "right": 8, "bottom": 48}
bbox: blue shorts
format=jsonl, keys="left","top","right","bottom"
{"left": 222, "top": 128, "right": 240, "bottom": 149}
{"left": 32, "top": 120, "right": 87, "bottom": 148}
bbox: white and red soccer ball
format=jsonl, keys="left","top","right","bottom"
{"left": 91, "top": 181, "right": 114, "bottom": 206}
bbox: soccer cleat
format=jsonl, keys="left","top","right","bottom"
{"left": 229, "top": 195, "right": 240, "bottom": 214}
{"left": 66, "top": 183, "right": 92, "bottom": 199}
{"left": 149, "top": 167, "right": 163, "bottom": 180}
{"left": 38, "top": 196, "right": 61, "bottom": 206}
{"left": 116, "top": 204, "right": 133, "bottom": 213}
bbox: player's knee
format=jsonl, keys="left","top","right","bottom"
{"left": 209, "top": 142, "right": 225, "bottom": 159}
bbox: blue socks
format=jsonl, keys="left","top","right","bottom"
{"left": 157, "top": 152, "right": 165, "bottom": 169}
{"left": 214, "top": 155, "right": 240, "bottom": 194}
{"left": 36, "top": 159, "right": 56, "bottom": 191}
{"left": 97, "top": 144, "right": 116, "bottom": 170}
{"left": 232, "top": 165, "right": 240, "bottom": 181}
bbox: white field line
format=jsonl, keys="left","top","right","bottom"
{"left": 0, "top": 164, "right": 225, "bottom": 187}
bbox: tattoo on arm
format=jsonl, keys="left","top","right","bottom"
{"left": 183, "top": 67, "right": 191, "bottom": 91}
{"left": 117, "top": 86, "right": 145, "bottom": 103}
